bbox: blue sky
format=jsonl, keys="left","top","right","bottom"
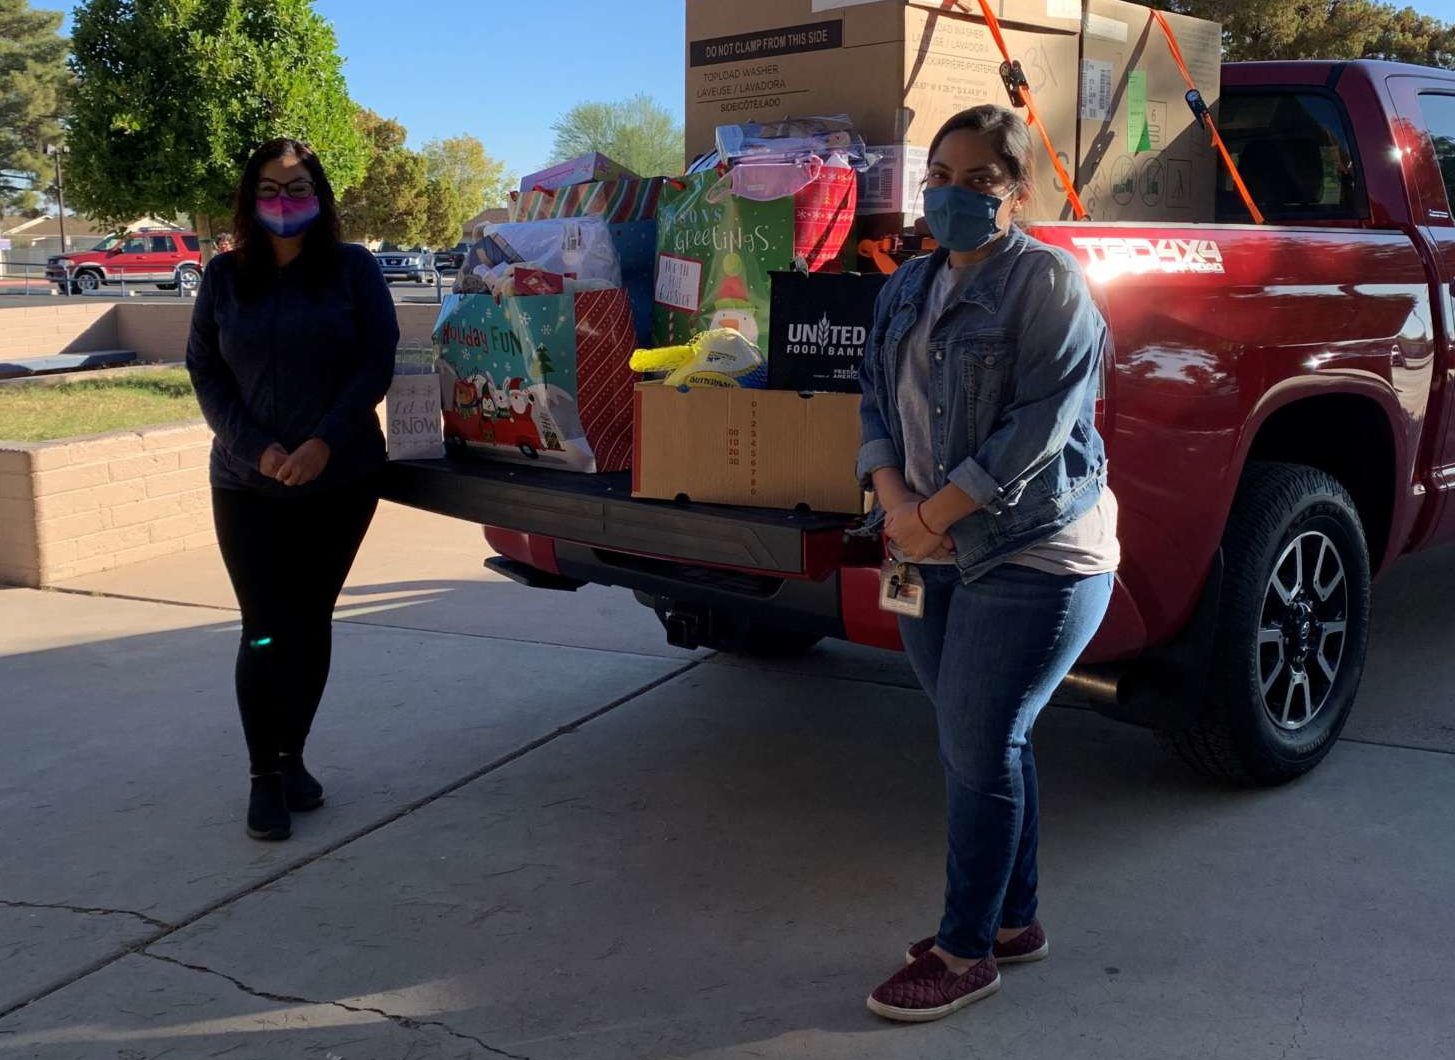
{"left": 31, "top": 0, "right": 1455, "bottom": 180}
{"left": 35, "top": 0, "right": 687, "bottom": 181}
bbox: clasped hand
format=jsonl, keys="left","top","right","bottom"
{"left": 885, "top": 497, "right": 956, "bottom": 563}
{"left": 259, "top": 439, "right": 331, "bottom": 487}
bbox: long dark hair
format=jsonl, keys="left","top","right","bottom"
{"left": 231, "top": 138, "right": 342, "bottom": 292}
{"left": 928, "top": 105, "right": 1036, "bottom": 194}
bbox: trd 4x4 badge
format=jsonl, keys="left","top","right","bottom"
{"left": 1072, "top": 237, "right": 1225, "bottom": 279}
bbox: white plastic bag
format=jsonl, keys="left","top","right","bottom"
{"left": 471, "top": 217, "right": 622, "bottom": 289}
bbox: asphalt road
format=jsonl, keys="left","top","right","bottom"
{"left": 0, "top": 275, "right": 456, "bottom": 306}
{"left": 0, "top": 503, "right": 1451, "bottom": 1059}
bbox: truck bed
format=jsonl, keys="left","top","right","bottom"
{"left": 380, "top": 457, "right": 860, "bottom": 577}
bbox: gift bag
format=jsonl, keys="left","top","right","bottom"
{"left": 512, "top": 178, "right": 664, "bottom": 345}
{"left": 794, "top": 159, "right": 857, "bottom": 272}
{"left": 652, "top": 171, "right": 795, "bottom": 388}
{"left": 767, "top": 271, "right": 887, "bottom": 393}
{"left": 386, "top": 344, "right": 445, "bottom": 460}
{"left": 433, "top": 289, "right": 635, "bottom": 473}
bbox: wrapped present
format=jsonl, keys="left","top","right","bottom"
{"left": 510, "top": 177, "right": 666, "bottom": 345}
{"left": 518, "top": 152, "right": 639, "bottom": 194}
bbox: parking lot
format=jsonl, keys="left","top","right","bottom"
{"left": 1, "top": 502, "right": 1451, "bottom": 1059}
{"left": 0, "top": 275, "right": 455, "bottom": 307}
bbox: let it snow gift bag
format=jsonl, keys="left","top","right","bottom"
{"left": 433, "top": 289, "right": 635, "bottom": 473}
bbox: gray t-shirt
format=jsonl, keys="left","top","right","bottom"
{"left": 893, "top": 259, "right": 1119, "bottom": 576}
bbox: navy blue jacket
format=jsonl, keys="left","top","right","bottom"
{"left": 186, "top": 243, "right": 399, "bottom": 495}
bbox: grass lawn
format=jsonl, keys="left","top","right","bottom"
{"left": 0, "top": 368, "right": 201, "bottom": 442}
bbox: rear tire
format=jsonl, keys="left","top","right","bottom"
{"left": 1161, "top": 462, "right": 1370, "bottom": 785}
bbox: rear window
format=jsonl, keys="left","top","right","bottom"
{"left": 149, "top": 235, "right": 173, "bottom": 253}
{"left": 182, "top": 235, "right": 199, "bottom": 252}
{"left": 1216, "top": 91, "right": 1363, "bottom": 222}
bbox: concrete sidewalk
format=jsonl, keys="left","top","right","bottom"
{"left": 1, "top": 508, "right": 1452, "bottom": 1059}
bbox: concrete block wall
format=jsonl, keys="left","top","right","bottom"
{"left": 0, "top": 447, "right": 40, "bottom": 586}
{"left": 0, "top": 304, "right": 118, "bottom": 360}
{"left": 0, "top": 422, "right": 215, "bottom": 587}
{"left": 0, "top": 301, "right": 438, "bottom": 364}
{"left": 115, "top": 303, "right": 194, "bottom": 362}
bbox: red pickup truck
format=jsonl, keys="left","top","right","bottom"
{"left": 385, "top": 60, "right": 1455, "bottom": 786}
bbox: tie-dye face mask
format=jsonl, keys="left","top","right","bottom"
{"left": 256, "top": 195, "right": 321, "bottom": 238}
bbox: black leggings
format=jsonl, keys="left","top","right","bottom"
{"left": 213, "top": 480, "right": 378, "bottom": 774}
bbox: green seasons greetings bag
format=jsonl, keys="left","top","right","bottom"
{"left": 651, "top": 171, "right": 794, "bottom": 388}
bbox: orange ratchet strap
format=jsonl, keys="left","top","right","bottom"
{"left": 952, "top": 0, "right": 1088, "bottom": 220}
{"left": 1149, "top": 9, "right": 1264, "bottom": 224}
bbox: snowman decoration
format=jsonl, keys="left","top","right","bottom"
{"left": 704, "top": 251, "right": 759, "bottom": 346}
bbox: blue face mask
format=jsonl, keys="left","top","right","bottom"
{"left": 922, "top": 184, "right": 1006, "bottom": 253}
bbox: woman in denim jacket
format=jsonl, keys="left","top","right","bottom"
{"left": 860, "top": 106, "right": 1119, "bottom": 1023}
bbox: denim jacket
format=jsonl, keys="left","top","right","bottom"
{"left": 857, "top": 227, "right": 1109, "bottom": 582}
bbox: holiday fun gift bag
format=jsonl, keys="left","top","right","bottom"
{"left": 434, "top": 289, "right": 636, "bottom": 473}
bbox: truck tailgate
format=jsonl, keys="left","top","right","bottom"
{"left": 380, "top": 458, "right": 861, "bottom": 577}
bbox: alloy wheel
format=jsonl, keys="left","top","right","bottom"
{"left": 1257, "top": 531, "right": 1348, "bottom": 731}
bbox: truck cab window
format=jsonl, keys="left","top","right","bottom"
{"left": 1417, "top": 93, "right": 1455, "bottom": 216}
{"left": 1216, "top": 91, "right": 1361, "bottom": 222}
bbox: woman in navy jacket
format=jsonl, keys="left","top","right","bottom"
{"left": 187, "top": 139, "right": 399, "bottom": 842}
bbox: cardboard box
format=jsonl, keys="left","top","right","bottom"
{"left": 686, "top": 0, "right": 1081, "bottom": 220}
{"left": 518, "top": 153, "right": 639, "bottom": 194}
{"left": 1075, "top": 0, "right": 1222, "bottom": 222}
{"left": 632, "top": 384, "right": 864, "bottom": 513}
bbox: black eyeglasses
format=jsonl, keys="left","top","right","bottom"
{"left": 256, "top": 179, "right": 316, "bottom": 201}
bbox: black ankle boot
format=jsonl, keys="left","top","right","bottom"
{"left": 247, "top": 772, "right": 291, "bottom": 840}
{"left": 279, "top": 754, "right": 324, "bottom": 812}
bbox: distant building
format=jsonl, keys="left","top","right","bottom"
{"left": 462, "top": 207, "right": 509, "bottom": 241}
{"left": 0, "top": 214, "right": 184, "bottom": 265}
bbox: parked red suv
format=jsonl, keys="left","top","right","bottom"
{"left": 46, "top": 229, "right": 203, "bottom": 295}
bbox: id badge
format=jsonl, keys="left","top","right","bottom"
{"left": 878, "top": 560, "right": 926, "bottom": 619}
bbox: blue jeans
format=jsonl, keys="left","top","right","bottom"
{"left": 899, "top": 563, "right": 1113, "bottom": 959}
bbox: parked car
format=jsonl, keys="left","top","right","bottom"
{"left": 383, "top": 60, "right": 1455, "bottom": 786}
{"left": 433, "top": 242, "right": 470, "bottom": 272}
{"left": 46, "top": 230, "right": 202, "bottom": 294}
{"left": 374, "top": 244, "right": 436, "bottom": 283}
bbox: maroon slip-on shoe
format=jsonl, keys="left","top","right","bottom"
{"left": 905, "top": 921, "right": 1049, "bottom": 967}
{"left": 868, "top": 950, "right": 1001, "bottom": 1023}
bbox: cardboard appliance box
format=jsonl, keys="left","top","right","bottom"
{"left": 686, "top": 0, "right": 1080, "bottom": 220}
{"left": 1075, "top": 0, "right": 1222, "bottom": 222}
{"left": 632, "top": 384, "right": 864, "bottom": 513}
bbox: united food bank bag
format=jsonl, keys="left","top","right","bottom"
{"left": 652, "top": 171, "right": 795, "bottom": 388}
{"left": 433, "top": 289, "right": 635, "bottom": 473}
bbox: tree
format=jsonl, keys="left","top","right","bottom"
{"left": 549, "top": 94, "right": 684, "bottom": 178}
{"left": 422, "top": 135, "right": 511, "bottom": 212}
{"left": 336, "top": 108, "right": 432, "bottom": 245}
{"left": 66, "top": 0, "right": 367, "bottom": 229}
{"left": 1171, "top": 0, "right": 1455, "bottom": 66}
{"left": 421, "top": 177, "right": 464, "bottom": 248}
{"left": 0, "top": 0, "right": 69, "bottom": 213}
